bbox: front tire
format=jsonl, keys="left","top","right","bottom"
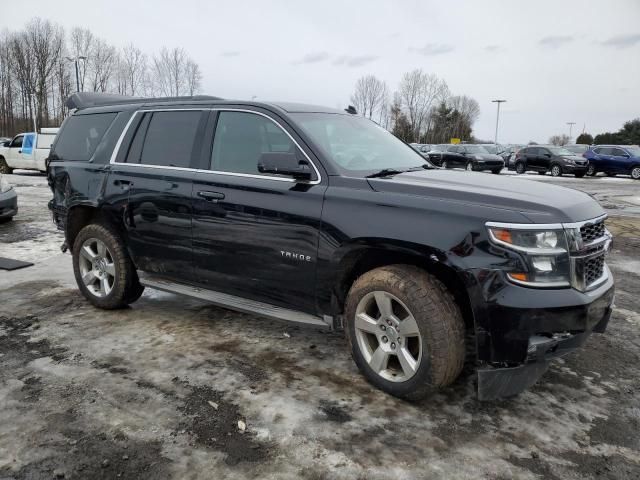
{"left": 491, "top": 168, "right": 502, "bottom": 175}
{"left": 586, "top": 164, "right": 596, "bottom": 176}
{"left": 441, "top": 160, "right": 448, "bottom": 169}
{"left": 0, "top": 157, "right": 12, "bottom": 174}
{"left": 550, "top": 164, "right": 562, "bottom": 177}
{"left": 345, "top": 265, "right": 465, "bottom": 401}
{"left": 72, "top": 223, "right": 144, "bottom": 309}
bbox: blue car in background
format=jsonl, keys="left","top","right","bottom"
{"left": 584, "top": 145, "right": 640, "bottom": 179}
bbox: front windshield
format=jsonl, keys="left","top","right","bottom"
{"left": 548, "top": 147, "right": 574, "bottom": 156}
{"left": 464, "top": 145, "right": 489, "bottom": 154}
{"left": 482, "top": 145, "right": 498, "bottom": 154}
{"left": 565, "top": 145, "right": 588, "bottom": 153}
{"left": 291, "top": 113, "right": 431, "bottom": 173}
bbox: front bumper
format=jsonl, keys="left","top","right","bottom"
{"left": 472, "top": 268, "right": 614, "bottom": 400}
{"left": 474, "top": 161, "right": 505, "bottom": 171}
{"left": 0, "top": 188, "right": 18, "bottom": 219}
{"left": 561, "top": 164, "right": 588, "bottom": 173}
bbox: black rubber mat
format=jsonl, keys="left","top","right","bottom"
{"left": 0, "top": 257, "right": 34, "bottom": 270}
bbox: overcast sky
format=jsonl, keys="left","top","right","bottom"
{"left": 5, "top": 0, "right": 640, "bottom": 143}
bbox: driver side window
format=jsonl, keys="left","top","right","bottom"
{"left": 10, "top": 135, "right": 23, "bottom": 148}
{"left": 211, "top": 111, "right": 296, "bottom": 175}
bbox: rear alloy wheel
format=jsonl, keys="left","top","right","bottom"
{"left": 586, "top": 164, "right": 596, "bottom": 176}
{"left": 551, "top": 164, "right": 562, "bottom": 177}
{"left": 465, "top": 162, "right": 474, "bottom": 172}
{"left": 73, "top": 223, "right": 144, "bottom": 309}
{"left": 631, "top": 166, "right": 640, "bottom": 180}
{"left": 515, "top": 162, "right": 525, "bottom": 174}
{"left": 441, "top": 160, "right": 448, "bottom": 169}
{"left": 345, "top": 265, "right": 465, "bottom": 400}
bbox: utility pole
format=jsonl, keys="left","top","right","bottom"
{"left": 492, "top": 99, "right": 506, "bottom": 144}
{"left": 29, "top": 93, "right": 37, "bottom": 132}
{"left": 567, "top": 122, "right": 576, "bottom": 142}
{"left": 66, "top": 56, "right": 87, "bottom": 92}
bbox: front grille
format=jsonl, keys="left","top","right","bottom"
{"left": 584, "top": 255, "right": 605, "bottom": 286}
{"left": 580, "top": 220, "right": 606, "bottom": 244}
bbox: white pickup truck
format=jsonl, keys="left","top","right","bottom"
{"left": 0, "top": 128, "right": 59, "bottom": 174}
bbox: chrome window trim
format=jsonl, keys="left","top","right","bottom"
{"left": 108, "top": 107, "right": 322, "bottom": 185}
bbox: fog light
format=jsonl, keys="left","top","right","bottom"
{"left": 532, "top": 257, "right": 554, "bottom": 272}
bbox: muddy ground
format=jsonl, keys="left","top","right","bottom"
{"left": 0, "top": 172, "right": 639, "bottom": 479}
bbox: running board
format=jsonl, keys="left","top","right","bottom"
{"left": 139, "top": 273, "right": 331, "bottom": 329}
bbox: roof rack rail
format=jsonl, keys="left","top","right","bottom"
{"left": 66, "top": 92, "right": 224, "bottom": 110}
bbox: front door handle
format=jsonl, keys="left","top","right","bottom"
{"left": 197, "top": 191, "right": 225, "bottom": 202}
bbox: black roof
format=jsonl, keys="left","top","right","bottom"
{"left": 66, "top": 92, "right": 345, "bottom": 115}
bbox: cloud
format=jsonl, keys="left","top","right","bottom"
{"left": 292, "top": 52, "right": 329, "bottom": 65}
{"left": 408, "top": 43, "right": 455, "bottom": 56}
{"left": 220, "top": 51, "right": 241, "bottom": 57}
{"left": 484, "top": 45, "right": 503, "bottom": 53}
{"left": 601, "top": 33, "right": 640, "bottom": 48}
{"left": 538, "top": 35, "right": 574, "bottom": 48}
{"left": 332, "top": 55, "right": 379, "bottom": 67}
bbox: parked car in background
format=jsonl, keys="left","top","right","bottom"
{"left": 0, "top": 137, "right": 10, "bottom": 145}
{"left": 0, "top": 127, "right": 59, "bottom": 174}
{"left": 424, "top": 144, "right": 450, "bottom": 166}
{"left": 565, "top": 144, "right": 590, "bottom": 155}
{"left": 478, "top": 144, "right": 504, "bottom": 156}
{"left": 513, "top": 145, "right": 588, "bottom": 177}
{"left": 500, "top": 145, "right": 522, "bottom": 164}
{"left": 584, "top": 145, "right": 640, "bottom": 179}
{"left": 439, "top": 144, "right": 504, "bottom": 173}
{"left": 0, "top": 174, "right": 18, "bottom": 222}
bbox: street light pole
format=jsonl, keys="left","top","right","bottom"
{"left": 567, "top": 122, "right": 576, "bottom": 142}
{"left": 492, "top": 99, "right": 506, "bottom": 144}
{"left": 66, "top": 56, "right": 87, "bottom": 92}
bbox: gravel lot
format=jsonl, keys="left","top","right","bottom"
{"left": 1, "top": 171, "right": 639, "bottom": 479}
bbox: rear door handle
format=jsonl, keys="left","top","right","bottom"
{"left": 114, "top": 179, "right": 133, "bottom": 191}
{"left": 197, "top": 191, "right": 225, "bottom": 202}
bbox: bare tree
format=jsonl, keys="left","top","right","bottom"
{"left": 87, "top": 38, "right": 116, "bottom": 92}
{"left": 68, "top": 27, "right": 94, "bottom": 91}
{"left": 185, "top": 59, "right": 202, "bottom": 96}
{"left": 398, "top": 69, "right": 449, "bottom": 142}
{"left": 151, "top": 47, "right": 201, "bottom": 97}
{"left": 350, "top": 75, "right": 388, "bottom": 120}
{"left": 549, "top": 134, "right": 570, "bottom": 146}
{"left": 115, "top": 43, "right": 147, "bottom": 96}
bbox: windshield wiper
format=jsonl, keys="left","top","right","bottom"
{"left": 366, "top": 168, "right": 406, "bottom": 178}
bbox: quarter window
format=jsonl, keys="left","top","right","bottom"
{"left": 53, "top": 112, "right": 117, "bottom": 161}
{"left": 211, "top": 111, "right": 296, "bottom": 175}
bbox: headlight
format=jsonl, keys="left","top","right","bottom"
{"left": 487, "top": 223, "right": 571, "bottom": 287}
{"left": 565, "top": 158, "right": 575, "bottom": 165}
{"left": 0, "top": 176, "right": 12, "bottom": 193}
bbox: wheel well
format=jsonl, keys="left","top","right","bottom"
{"left": 65, "top": 205, "right": 126, "bottom": 250}
{"left": 335, "top": 248, "right": 474, "bottom": 330}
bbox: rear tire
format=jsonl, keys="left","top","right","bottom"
{"left": 515, "top": 162, "right": 525, "bottom": 174}
{"left": 586, "top": 164, "right": 596, "bottom": 176}
{"left": 465, "top": 162, "right": 474, "bottom": 172}
{"left": 631, "top": 166, "right": 640, "bottom": 180}
{"left": 441, "top": 160, "right": 448, "bottom": 169}
{"left": 72, "top": 223, "right": 144, "bottom": 309}
{"left": 491, "top": 168, "right": 502, "bottom": 175}
{"left": 345, "top": 265, "right": 465, "bottom": 401}
{"left": 0, "top": 157, "right": 12, "bottom": 174}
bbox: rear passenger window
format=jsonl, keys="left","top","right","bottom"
{"left": 138, "top": 111, "right": 203, "bottom": 168}
{"left": 53, "top": 113, "right": 117, "bottom": 161}
{"left": 211, "top": 111, "right": 296, "bottom": 175}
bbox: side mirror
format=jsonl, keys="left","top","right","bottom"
{"left": 544, "top": 153, "right": 552, "bottom": 158}
{"left": 258, "top": 152, "right": 312, "bottom": 181}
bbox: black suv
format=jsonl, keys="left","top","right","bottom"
{"left": 513, "top": 145, "right": 589, "bottom": 177}
{"left": 428, "top": 144, "right": 504, "bottom": 173}
{"left": 47, "top": 93, "right": 614, "bottom": 401}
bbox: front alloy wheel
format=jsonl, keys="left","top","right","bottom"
{"left": 78, "top": 238, "right": 116, "bottom": 297}
{"left": 465, "top": 162, "right": 474, "bottom": 171}
{"left": 354, "top": 291, "right": 422, "bottom": 382}
{"left": 551, "top": 165, "right": 562, "bottom": 177}
{"left": 515, "top": 162, "right": 525, "bottom": 174}
{"left": 586, "top": 164, "right": 596, "bottom": 176}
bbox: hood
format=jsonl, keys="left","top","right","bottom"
{"left": 367, "top": 169, "right": 604, "bottom": 224}
{"left": 563, "top": 155, "right": 588, "bottom": 162}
